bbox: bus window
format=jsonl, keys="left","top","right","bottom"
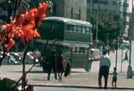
{"left": 86, "top": 28, "right": 90, "bottom": 34}
{"left": 82, "top": 27, "right": 86, "bottom": 34}
{"left": 89, "top": 28, "right": 92, "bottom": 33}
{"left": 67, "top": 25, "right": 73, "bottom": 32}
{"left": 79, "top": 47, "right": 86, "bottom": 54}
{"left": 82, "top": 48, "right": 86, "bottom": 53}
{"left": 78, "top": 26, "right": 82, "bottom": 33}
{"left": 72, "top": 47, "right": 75, "bottom": 53}
{"left": 79, "top": 47, "right": 82, "bottom": 54}
{"left": 73, "top": 26, "right": 77, "bottom": 32}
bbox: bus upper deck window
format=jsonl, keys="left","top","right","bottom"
{"left": 78, "top": 26, "right": 82, "bottom": 33}
{"left": 67, "top": 25, "right": 73, "bottom": 32}
{"left": 73, "top": 26, "right": 77, "bottom": 32}
{"left": 86, "top": 28, "right": 90, "bottom": 34}
{"left": 89, "top": 28, "right": 92, "bottom": 33}
{"left": 82, "top": 27, "right": 86, "bottom": 34}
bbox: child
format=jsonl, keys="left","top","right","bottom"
{"left": 111, "top": 67, "right": 118, "bottom": 88}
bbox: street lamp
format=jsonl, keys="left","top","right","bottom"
{"left": 96, "top": 0, "right": 99, "bottom": 42}
{"left": 113, "top": 0, "right": 123, "bottom": 80}
{"left": 115, "top": 27, "right": 120, "bottom": 69}
{"left": 127, "top": 0, "right": 133, "bottom": 79}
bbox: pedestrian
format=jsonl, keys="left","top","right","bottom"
{"left": 98, "top": 50, "right": 111, "bottom": 89}
{"left": 111, "top": 67, "right": 117, "bottom": 88}
{"left": 85, "top": 58, "right": 93, "bottom": 72}
{"left": 57, "top": 51, "right": 66, "bottom": 82}
{"left": 107, "top": 45, "right": 110, "bottom": 55}
{"left": 64, "top": 60, "right": 71, "bottom": 77}
{"left": 47, "top": 50, "right": 57, "bottom": 80}
{"left": 123, "top": 50, "right": 128, "bottom": 62}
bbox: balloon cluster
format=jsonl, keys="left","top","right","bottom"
{"left": 0, "top": 3, "right": 49, "bottom": 51}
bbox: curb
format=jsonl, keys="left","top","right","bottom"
{"left": 31, "top": 84, "right": 134, "bottom": 90}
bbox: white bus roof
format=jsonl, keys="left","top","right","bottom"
{"left": 43, "top": 17, "right": 92, "bottom": 27}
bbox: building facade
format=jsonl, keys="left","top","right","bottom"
{"left": 87, "top": 0, "right": 133, "bottom": 34}
{"left": 50, "top": 0, "right": 87, "bottom": 21}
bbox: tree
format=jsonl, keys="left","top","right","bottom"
{"left": 87, "top": 10, "right": 125, "bottom": 46}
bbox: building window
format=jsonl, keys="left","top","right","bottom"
{"left": 93, "top": 0, "right": 108, "bottom": 4}
{"left": 93, "top": 0, "right": 98, "bottom": 3}
{"left": 123, "top": 12, "right": 127, "bottom": 16}
{"left": 79, "top": 9, "right": 81, "bottom": 20}
{"left": 100, "top": 1, "right": 108, "bottom": 4}
{"left": 123, "top": 3, "right": 129, "bottom": 7}
{"left": 92, "top": 9, "right": 97, "bottom": 12}
{"left": 112, "top": 1, "right": 117, "bottom": 5}
{"left": 87, "top": 0, "right": 90, "bottom": 3}
{"left": 71, "top": 7, "right": 73, "bottom": 18}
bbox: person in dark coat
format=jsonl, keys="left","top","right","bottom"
{"left": 57, "top": 51, "right": 66, "bottom": 82}
{"left": 47, "top": 50, "right": 57, "bottom": 80}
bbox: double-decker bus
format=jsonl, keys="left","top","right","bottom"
{"left": 37, "top": 17, "right": 93, "bottom": 69}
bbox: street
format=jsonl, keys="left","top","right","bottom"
{"left": 34, "top": 87, "right": 134, "bottom": 91}
{"left": 0, "top": 49, "right": 134, "bottom": 91}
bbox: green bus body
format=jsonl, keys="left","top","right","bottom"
{"left": 38, "top": 17, "right": 93, "bottom": 68}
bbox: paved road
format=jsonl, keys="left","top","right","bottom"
{"left": 1, "top": 64, "right": 134, "bottom": 90}
{"left": 34, "top": 87, "right": 134, "bottom": 91}
{"left": 0, "top": 50, "right": 134, "bottom": 91}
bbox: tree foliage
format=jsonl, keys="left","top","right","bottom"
{"left": 0, "top": 3, "right": 49, "bottom": 51}
{"left": 87, "top": 11, "right": 125, "bottom": 45}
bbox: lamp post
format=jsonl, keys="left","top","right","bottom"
{"left": 120, "top": 49, "right": 123, "bottom": 72}
{"left": 127, "top": 40, "right": 133, "bottom": 78}
{"left": 96, "top": 0, "right": 99, "bottom": 42}
{"left": 127, "top": 0, "right": 133, "bottom": 79}
{"left": 114, "top": 0, "right": 123, "bottom": 74}
{"left": 115, "top": 27, "right": 120, "bottom": 69}
{"left": 113, "top": 26, "right": 120, "bottom": 83}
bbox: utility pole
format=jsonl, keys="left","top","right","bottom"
{"left": 120, "top": 49, "right": 123, "bottom": 73}
{"left": 115, "top": 27, "right": 120, "bottom": 68}
{"left": 127, "top": 40, "right": 132, "bottom": 78}
{"left": 113, "top": 26, "right": 120, "bottom": 83}
{"left": 96, "top": 0, "right": 99, "bottom": 42}
{"left": 127, "top": 0, "right": 133, "bottom": 78}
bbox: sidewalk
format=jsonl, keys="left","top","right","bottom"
{"left": 0, "top": 65, "right": 134, "bottom": 90}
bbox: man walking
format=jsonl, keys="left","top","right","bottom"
{"left": 47, "top": 50, "right": 57, "bottom": 80}
{"left": 98, "top": 50, "right": 111, "bottom": 89}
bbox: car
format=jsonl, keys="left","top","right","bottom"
{"left": 89, "top": 48, "right": 102, "bottom": 61}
